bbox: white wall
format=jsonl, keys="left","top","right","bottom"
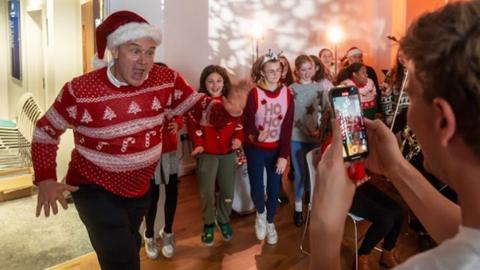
{"left": 163, "top": 0, "right": 209, "bottom": 87}
{"left": 45, "top": 0, "right": 82, "bottom": 104}
{"left": 96, "top": 0, "right": 399, "bottom": 88}
{"left": 45, "top": 0, "right": 81, "bottom": 179}
{"left": 205, "top": 0, "right": 395, "bottom": 83}
{"left": 104, "top": 0, "right": 207, "bottom": 88}
{"left": 24, "top": 9, "right": 46, "bottom": 109}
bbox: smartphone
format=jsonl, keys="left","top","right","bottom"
{"left": 329, "top": 86, "right": 369, "bottom": 161}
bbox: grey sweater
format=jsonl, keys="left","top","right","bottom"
{"left": 290, "top": 79, "right": 333, "bottom": 142}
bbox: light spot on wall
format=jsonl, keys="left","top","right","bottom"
{"left": 208, "top": 0, "right": 389, "bottom": 80}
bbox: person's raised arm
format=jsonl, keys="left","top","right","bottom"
{"left": 310, "top": 120, "right": 356, "bottom": 270}
{"left": 364, "top": 119, "right": 461, "bottom": 243}
{"left": 167, "top": 71, "right": 242, "bottom": 126}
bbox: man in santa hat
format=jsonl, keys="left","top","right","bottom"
{"left": 336, "top": 47, "right": 382, "bottom": 119}
{"left": 341, "top": 47, "right": 379, "bottom": 91}
{"left": 31, "top": 10, "right": 241, "bottom": 270}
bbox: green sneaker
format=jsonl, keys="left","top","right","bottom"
{"left": 216, "top": 222, "right": 233, "bottom": 241}
{"left": 201, "top": 224, "right": 215, "bottom": 246}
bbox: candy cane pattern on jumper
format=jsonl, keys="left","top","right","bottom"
{"left": 96, "top": 142, "right": 109, "bottom": 151}
{"left": 121, "top": 137, "right": 136, "bottom": 152}
{"left": 144, "top": 130, "right": 157, "bottom": 148}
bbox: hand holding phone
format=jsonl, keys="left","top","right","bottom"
{"left": 329, "top": 86, "right": 369, "bottom": 161}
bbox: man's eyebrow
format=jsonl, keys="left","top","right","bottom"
{"left": 127, "top": 42, "right": 155, "bottom": 50}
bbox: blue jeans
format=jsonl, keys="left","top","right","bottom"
{"left": 245, "top": 145, "right": 281, "bottom": 223}
{"left": 291, "top": 141, "right": 317, "bottom": 203}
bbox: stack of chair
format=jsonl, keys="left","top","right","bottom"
{"left": 0, "top": 93, "right": 42, "bottom": 169}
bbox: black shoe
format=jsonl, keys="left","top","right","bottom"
{"left": 293, "top": 211, "right": 303, "bottom": 227}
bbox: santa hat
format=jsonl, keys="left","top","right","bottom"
{"left": 93, "top": 10, "right": 162, "bottom": 68}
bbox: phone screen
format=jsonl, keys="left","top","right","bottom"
{"left": 330, "top": 86, "right": 369, "bottom": 161}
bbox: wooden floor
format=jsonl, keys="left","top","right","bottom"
{"left": 50, "top": 174, "right": 420, "bottom": 270}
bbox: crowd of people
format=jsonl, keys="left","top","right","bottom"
{"left": 31, "top": 1, "right": 480, "bottom": 269}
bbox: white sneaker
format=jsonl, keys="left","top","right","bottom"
{"left": 159, "top": 229, "right": 176, "bottom": 258}
{"left": 266, "top": 223, "right": 278, "bottom": 245}
{"left": 144, "top": 236, "right": 159, "bottom": 259}
{"left": 255, "top": 211, "right": 267, "bottom": 240}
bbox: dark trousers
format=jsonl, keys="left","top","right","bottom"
{"left": 245, "top": 145, "right": 281, "bottom": 223}
{"left": 350, "top": 182, "right": 403, "bottom": 254}
{"left": 72, "top": 184, "right": 150, "bottom": 270}
{"left": 145, "top": 175, "right": 178, "bottom": 237}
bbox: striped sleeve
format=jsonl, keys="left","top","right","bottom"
{"left": 31, "top": 83, "right": 76, "bottom": 184}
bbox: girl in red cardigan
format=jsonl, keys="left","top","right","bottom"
{"left": 186, "top": 65, "right": 244, "bottom": 246}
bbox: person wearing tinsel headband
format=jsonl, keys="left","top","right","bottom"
{"left": 244, "top": 50, "right": 294, "bottom": 245}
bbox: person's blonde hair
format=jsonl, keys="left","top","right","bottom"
{"left": 400, "top": 1, "right": 480, "bottom": 157}
{"left": 294, "top": 55, "right": 315, "bottom": 79}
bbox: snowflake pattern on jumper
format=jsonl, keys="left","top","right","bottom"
{"left": 103, "top": 106, "right": 117, "bottom": 120}
{"left": 174, "top": 89, "right": 183, "bottom": 100}
{"left": 81, "top": 109, "right": 93, "bottom": 123}
{"left": 166, "top": 95, "right": 172, "bottom": 106}
{"left": 43, "top": 125, "right": 56, "bottom": 136}
{"left": 128, "top": 101, "right": 142, "bottom": 115}
{"left": 151, "top": 96, "right": 162, "bottom": 111}
{"left": 66, "top": 106, "right": 77, "bottom": 120}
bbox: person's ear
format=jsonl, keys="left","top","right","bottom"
{"left": 110, "top": 47, "right": 119, "bottom": 60}
{"left": 432, "top": 97, "right": 456, "bottom": 147}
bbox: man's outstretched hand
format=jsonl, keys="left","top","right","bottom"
{"left": 222, "top": 79, "right": 252, "bottom": 117}
{"left": 36, "top": 180, "right": 78, "bottom": 217}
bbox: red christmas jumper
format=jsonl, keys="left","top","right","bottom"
{"left": 186, "top": 96, "right": 244, "bottom": 155}
{"left": 32, "top": 64, "right": 227, "bottom": 197}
